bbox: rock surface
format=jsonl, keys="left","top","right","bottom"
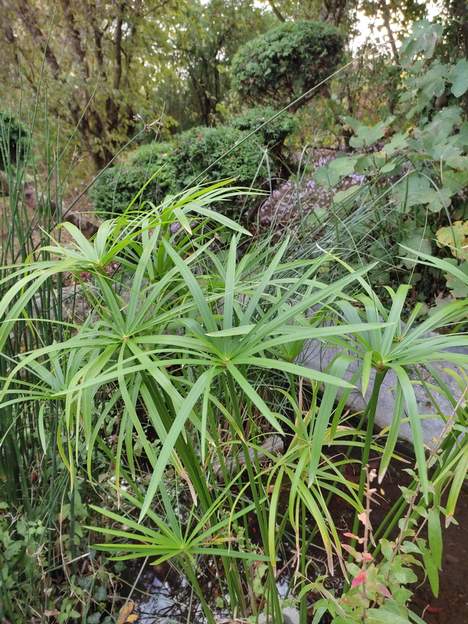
{"left": 258, "top": 606, "right": 300, "bottom": 624}
{"left": 299, "top": 340, "right": 467, "bottom": 449}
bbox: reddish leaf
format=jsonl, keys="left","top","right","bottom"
{"left": 351, "top": 570, "right": 367, "bottom": 588}
{"left": 426, "top": 605, "right": 443, "bottom": 614}
{"left": 377, "top": 583, "right": 392, "bottom": 598}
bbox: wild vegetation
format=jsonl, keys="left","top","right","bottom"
{"left": 0, "top": 2, "right": 467, "bottom": 624}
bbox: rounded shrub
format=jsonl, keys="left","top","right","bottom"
{"left": 231, "top": 21, "right": 344, "bottom": 107}
{"left": 128, "top": 141, "right": 178, "bottom": 192}
{"left": 0, "top": 111, "right": 31, "bottom": 170}
{"left": 90, "top": 127, "right": 272, "bottom": 217}
{"left": 171, "top": 125, "right": 270, "bottom": 192}
{"left": 91, "top": 142, "right": 178, "bottom": 216}
{"left": 129, "top": 141, "right": 174, "bottom": 167}
{"left": 89, "top": 164, "right": 165, "bottom": 216}
{"left": 229, "top": 106, "right": 297, "bottom": 149}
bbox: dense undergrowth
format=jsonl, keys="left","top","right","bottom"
{"left": 0, "top": 14, "right": 467, "bottom": 624}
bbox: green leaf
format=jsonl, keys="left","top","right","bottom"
{"left": 162, "top": 239, "right": 217, "bottom": 332}
{"left": 380, "top": 539, "right": 394, "bottom": 560}
{"left": 226, "top": 362, "right": 283, "bottom": 433}
{"left": 314, "top": 155, "right": 359, "bottom": 187}
{"left": 400, "top": 20, "right": 443, "bottom": 64}
{"left": 428, "top": 508, "right": 442, "bottom": 570}
{"left": 38, "top": 403, "right": 48, "bottom": 454}
{"left": 421, "top": 541, "right": 440, "bottom": 597}
{"left": 139, "top": 370, "right": 211, "bottom": 521}
{"left": 348, "top": 118, "right": 394, "bottom": 149}
{"left": 236, "top": 356, "right": 354, "bottom": 389}
{"left": 382, "top": 133, "right": 408, "bottom": 156}
{"left": 397, "top": 176, "right": 453, "bottom": 213}
{"left": 393, "top": 366, "right": 428, "bottom": 502}
{"left": 399, "top": 233, "right": 432, "bottom": 269}
{"left": 367, "top": 607, "right": 411, "bottom": 624}
{"left": 450, "top": 59, "right": 468, "bottom": 98}
{"left": 205, "top": 325, "right": 255, "bottom": 338}
{"left": 382, "top": 285, "right": 410, "bottom": 354}
{"left": 308, "top": 355, "right": 351, "bottom": 484}
{"left": 333, "top": 185, "right": 362, "bottom": 205}
{"left": 446, "top": 445, "right": 468, "bottom": 519}
{"left": 361, "top": 350, "right": 373, "bottom": 397}
{"left": 379, "top": 385, "right": 404, "bottom": 483}
{"left": 223, "top": 234, "right": 238, "bottom": 330}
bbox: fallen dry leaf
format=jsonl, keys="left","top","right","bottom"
{"left": 117, "top": 600, "right": 138, "bottom": 624}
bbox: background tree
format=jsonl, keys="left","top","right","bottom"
{"left": 0, "top": 0, "right": 174, "bottom": 170}
{"left": 265, "top": 0, "right": 356, "bottom": 26}
{"left": 359, "top": 0, "right": 427, "bottom": 64}
{"left": 0, "top": 0, "right": 272, "bottom": 168}
{"left": 231, "top": 21, "right": 344, "bottom": 110}
{"left": 158, "top": 0, "right": 270, "bottom": 126}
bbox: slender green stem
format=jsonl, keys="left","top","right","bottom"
{"left": 351, "top": 370, "right": 387, "bottom": 542}
{"left": 182, "top": 556, "right": 217, "bottom": 624}
{"left": 226, "top": 373, "right": 283, "bottom": 623}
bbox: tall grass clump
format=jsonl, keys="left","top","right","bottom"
{"left": 1, "top": 172, "right": 466, "bottom": 622}
{"left": 1, "top": 18, "right": 467, "bottom": 619}
{"left": 0, "top": 109, "right": 63, "bottom": 505}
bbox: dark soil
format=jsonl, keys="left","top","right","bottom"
{"left": 127, "top": 451, "right": 468, "bottom": 623}
{"left": 412, "top": 488, "right": 468, "bottom": 623}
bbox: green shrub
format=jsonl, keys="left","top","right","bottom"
{"left": 89, "top": 164, "right": 164, "bottom": 216}
{"left": 231, "top": 21, "right": 344, "bottom": 107}
{"left": 172, "top": 125, "right": 269, "bottom": 192}
{"left": 0, "top": 111, "right": 30, "bottom": 170}
{"left": 129, "top": 141, "right": 174, "bottom": 168}
{"left": 229, "top": 106, "right": 297, "bottom": 149}
{"left": 91, "top": 127, "right": 271, "bottom": 216}
{"left": 128, "top": 141, "right": 178, "bottom": 193}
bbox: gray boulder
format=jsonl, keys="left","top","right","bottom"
{"left": 258, "top": 606, "right": 300, "bottom": 624}
{"left": 299, "top": 340, "right": 467, "bottom": 450}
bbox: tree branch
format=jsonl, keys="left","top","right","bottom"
{"left": 268, "top": 0, "right": 286, "bottom": 22}
{"left": 379, "top": 0, "right": 399, "bottom": 64}
{"left": 113, "top": 2, "right": 124, "bottom": 90}
{"left": 16, "top": 0, "right": 61, "bottom": 79}
{"left": 59, "top": 0, "right": 89, "bottom": 79}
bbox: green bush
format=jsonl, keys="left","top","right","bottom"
{"left": 171, "top": 125, "right": 269, "bottom": 191}
{"left": 91, "top": 127, "right": 271, "bottom": 216}
{"left": 231, "top": 21, "right": 344, "bottom": 107}
{"left": 229, "top": 106, "right": 297, "bottom": 149}
{"left": 129, "top": 141, "right": 174, "bottom": 168}
{"left": 89, "top": 164, "right": 164, "bottom": 216}
{"left": 0, "top": 111, "right": 30, "bottom": 170}
{"left": 128, "top": 141, "right": 178, "bottom": 193}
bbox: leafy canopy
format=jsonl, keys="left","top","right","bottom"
{"left": 231, "top": 20, "right": 344, "bottom": 108}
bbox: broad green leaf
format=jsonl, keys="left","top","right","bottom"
{"left": 348, "top": 118, "right": 394, "bottom": 149}
{"left": 450, "top": 58, "right": 468, "bottom": 98}
{"left": 366, "top": 607, "right": 412, "bottom": 624}
{"left": 314, "top": 155, "right": 359, "bottom": 187}
{"left": 333, "top": 185, "right": 362, "bottom": 205}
